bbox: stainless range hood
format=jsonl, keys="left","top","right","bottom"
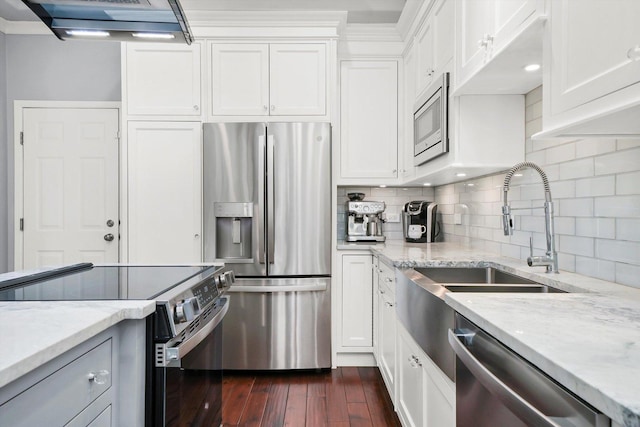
{"left": 21, "top": 0, "right": 193, "bottom": 43}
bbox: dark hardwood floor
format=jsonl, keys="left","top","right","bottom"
{"left": 222, "top": 367, "right": 401, "bottom": 427}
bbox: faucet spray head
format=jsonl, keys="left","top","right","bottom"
{"left": 502, "top": 205, "right": 513, "bottom": 236}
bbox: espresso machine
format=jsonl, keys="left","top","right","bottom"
{"left": 402, "top": 201, "right": 439, "bottom": 243}
{"left": 346, "top": 194, "right": 386, "bottom": 242}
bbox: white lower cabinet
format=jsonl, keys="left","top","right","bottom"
{"left": 340, "top": 253, "right": 374, "bottom": 348}
{"left": 397, "top": 322, "right": 455, "bottom": 427}
{"left": 377, "top": 275, "right": 397, "bottom": 401}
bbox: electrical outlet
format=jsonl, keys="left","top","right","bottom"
{"left": 386, "top": 213, "right": 400, "bottom": 223}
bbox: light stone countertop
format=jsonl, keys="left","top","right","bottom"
{"left": 369, "top": 240, "right": 640, "bottom": 426}
{"left": 0, "top": 300, "right": 155, "bottom": 389}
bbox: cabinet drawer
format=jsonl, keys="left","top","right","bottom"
{"left": 0, "top": 339, "right": 112, "bottom": 427}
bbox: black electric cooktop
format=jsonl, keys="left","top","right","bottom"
{"left": 0, "top": 263, "right": 219, "bottom": 302}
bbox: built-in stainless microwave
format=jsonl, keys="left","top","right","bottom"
{"left": 414, "top": 72, "right": 449, "bottom": 166}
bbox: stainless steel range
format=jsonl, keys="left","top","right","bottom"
{"left": 0, "top": 263, "right": 233, "bottom": 426}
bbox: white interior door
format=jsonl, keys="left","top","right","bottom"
{"left": 22, "top": 108, "right": 120, "bottom": 269}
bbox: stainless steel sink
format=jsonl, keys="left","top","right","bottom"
{"left": 414, "top": 267, "right": 565, "bottom": 293}
{"left": 395, "top": 266, "right": 566, "bottom": 382}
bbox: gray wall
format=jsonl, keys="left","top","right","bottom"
{"left": 2, "top": 35, "right": 121, "bottom": 272}
{"left": 0, "top": 32, "right": 7, "bottom": 273}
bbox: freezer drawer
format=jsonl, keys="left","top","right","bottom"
{"left": 222, "top": 278, "right": 331, "bottom": 370}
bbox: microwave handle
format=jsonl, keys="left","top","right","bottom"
{"left": 448, "top": 329, "right": 562, "bottom": 427}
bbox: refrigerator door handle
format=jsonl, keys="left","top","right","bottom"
{"left": 267, "top": 134, "right": 275, "bottom": 265}
{"left": 258, "top": 135, "right": 266, "bottom": 264}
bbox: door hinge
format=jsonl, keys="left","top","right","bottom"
{"left": 20, "top": 218, "right": 24, "bottom": 231}
{"left": 20, "top": 132, "right": 24, "bottom": 146}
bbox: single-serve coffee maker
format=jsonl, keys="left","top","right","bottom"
{"left": 402, "top": 201, "right": 438, "bottom": 243}
{"left": 346, "top": 194, "right": 386, "bottom": 242}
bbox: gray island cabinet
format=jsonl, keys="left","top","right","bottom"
{"left": 0, "top": 316, "right": 148, "bottom": 427}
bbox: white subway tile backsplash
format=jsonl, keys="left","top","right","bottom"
{"left": 370, "top": 187, "right": 398, "bottom": 197}
{"left": 419, "top": 86, "right": 639, "bottom": 287}
{"left": 558, "top": 158, "right": 594, "bottom": 180}
{"left": 595, "top": 147, "right": 640, "bottom": 175}
{"left": 615, "top": 262, "right": 640, "bottom": 289}
{"left": 575, "top": 176, "right": 615, "bottom": 197}
{"left": 575, "top": 218, "right": 616, "bottom": 239}
{"left": 596, "top": 239, "right": 640, "bottom": 264}
{"left": 616, "top": 139, "right": 640, "bottom": 150}
{"left": 545, "top": 142, "right": 576, "bottom": 164}
{"left": 525, "top": 117, "right": 543, "bottom": 139}
{"left": 575, "top": 139, "right": 616, "bottom": 158}
{"left": 617, "top": 218, "right": 640, "bottom": 242}
{"left": 617, "top": 171, "right": 640, "bottom": 195}
{"left": 575, "top": 256, "right": 616, "bottom": 282}
{"left": 559, "top": 235, "right": 595, "bottom": 257}
{"left": 559, "top": 198, "right": 594, "bottom": 217}
{"left": 594, "top": 195, "right": 640, "bottom": 218}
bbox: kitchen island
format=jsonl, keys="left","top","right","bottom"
{"left": 372, "top": 240, "right": 640, "bottom": 427}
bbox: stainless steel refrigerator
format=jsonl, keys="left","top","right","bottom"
{"left": 203, "top": 122, "right": 331, "bottom": 370}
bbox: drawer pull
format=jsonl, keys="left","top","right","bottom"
{"left": 87, "top": 369, "right": 110, "bottom": 385}
{"left": 385, "top": 277, "right": 393, "bottom": 283}
{"left": 628, "top": 45, "right": 640, "bottom": 61}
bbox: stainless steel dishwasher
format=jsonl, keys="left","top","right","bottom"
{"left": 449, "top": 313, "right": 610, "bottom": 427}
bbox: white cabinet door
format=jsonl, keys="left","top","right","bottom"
{"left": 127, "top": 122, "right": 202, "bottom": 264}
{"left": 209, "top": 43, "right": 270, "bottom": 116}
{"left": 378, "top": 285, "right": 396, "bottom": 400}
{"left": 397, "top": 324, "right": 426, "bottom": 427}
{"left": 402, "top": 45, "right": 417, "bottom": 180}
{"left": 270, "top": 44, "right": 326, "bottom": 116}
{"left": 341, "top": 254, "right": 373, "bottom": 347}
{"left": 547, "top": 0, "right": 640, "bottom": 115}
{"left": 415, "top": 0, "right": 454, "bottom": 96}
{"left": 457, "top": 0, "right": 538, "bottom": 88}
{"left": 339, "top": 60, "right": 398, "bottom": 180}
{"left": 125, "top": 43, "right": 201, "bottom": 116}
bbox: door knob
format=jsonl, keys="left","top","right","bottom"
{"left": 104, "top": 233, "right": 115, "bottom": 242}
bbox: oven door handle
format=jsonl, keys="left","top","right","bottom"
{"left": 226, "top": 283, "right": 327, "bottom": 293}
{"left": 163, "top": 299, "right": 229, "bottom": 367}
{"left": 448, "top": 329, "right": 562, "bottom": 427}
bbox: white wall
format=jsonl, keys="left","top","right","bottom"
{"left": 2, "top": 35, "right": 121, "bottom": 272}
{"left": 337, "top": 186, "right": 435, "bottom": 241}
{"left": 435, "top": 87, "right": 640, "bottom": 289}
{"left": 0, "top": 31, "right": 7, "bottom": 273}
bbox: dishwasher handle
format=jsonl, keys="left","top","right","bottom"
{"left": 448, "top": 329, "right": 562, "bottom": 427}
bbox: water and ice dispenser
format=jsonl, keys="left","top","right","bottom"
{"left": 214, "top": 202, "right": 253, "bottom": 260}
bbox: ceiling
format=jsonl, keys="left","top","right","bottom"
{"left": 0, "top": 0, "right": 407, "bottom": 24}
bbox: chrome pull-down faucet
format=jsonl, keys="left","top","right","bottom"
{"left": 502, "top": 162, "right": 559, "bottom": 273}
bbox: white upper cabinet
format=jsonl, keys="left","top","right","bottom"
{"left": 415, "top": 0, "right": 454, "bottom": 98}
{"left": 269, "top": 44, "right": 327, "bottom": 116}
{"left": 339, "top": 60, "right": 398, "bottom": 182}
{"left": 209, "top": 44, "right": 269, "bottom": 116}
{"left": 541, "top": 0, "right": 640, "bottom": 136}
{"left": 209, "top": 43, "right": 327, "bottom": 117}
{"left": 455, "top": 0, "right": 545, "bottom": 94}
{"left": 124, "top": 43, "right": 202, "bottom": 117}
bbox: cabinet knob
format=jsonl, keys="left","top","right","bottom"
{"left": 385, "top": 277, "right": 393, "bottom": 283}
{"left": 193, "top": 105, "right": 199, "bottom": 111}
{"left": 628, "top": 45, "right": 640, "bottom": 61}
{"left": 263, "top": 105, "right": 268, "bottom": 111}
{"left": 87, "top": 370, "right": 110, "bottom": 385}
{"left": 194, "top": 234, "right": 200, "bottom": 239}
{"left": 270, "top": 105, "right": 275, "bottom": 111}
{"left": 104, "top": 233, "right": 114, "bottom": 242}
{"left": 426, "top": 68, "right": 435, "bottom": 76}
{"left": 392, "top": 169, "right": 397, "bottom": 173}
{"left": 385, "top": 302, "right": 394, "bottom": 308}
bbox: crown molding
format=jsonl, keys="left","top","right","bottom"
{"left": 396, "top": 0, "right": 433, "bottom": 42}
{"left": 188, "top": 10, "right": 346, "bottom": 39}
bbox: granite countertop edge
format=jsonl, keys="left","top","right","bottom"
{"left": 0, "top": 300, "right": 155, "bottom": 389}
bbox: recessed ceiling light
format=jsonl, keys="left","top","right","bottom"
{"left": 524, "top": 63, "right": 541, "bottom": 72}
{"left": 467, "top": 183, "right": 475, "bottom": 187}
{"left": 66, "top": 30, "right": 110, "bottom": 37}
{"left": 132, "top": 33, "right": 175, "bottom": 40}
{"left": 379, "top": 185, "right": 387, "bottom": 188}
{"left": 423, "top": 182, "right": 432, "bottom": 186}
{"left": 456, "top": 173, "right": 467, "bottom": 177}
